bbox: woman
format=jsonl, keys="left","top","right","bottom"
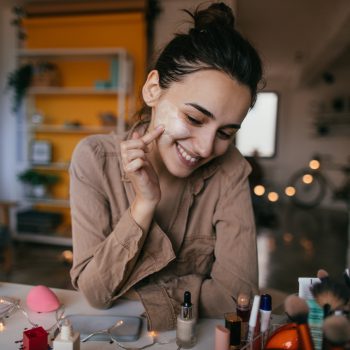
{"left": 70, "top": 2, "right": 263, "bottom": 331}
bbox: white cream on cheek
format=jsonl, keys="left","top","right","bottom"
{"left": 154, "top": 100, "right": 191, "bottom": 144}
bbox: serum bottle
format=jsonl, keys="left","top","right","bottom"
{"left": 176, "top": 291, "right": 197, "bottom": 349}
{"left": 236, "top": 293, "right": 251, "bottom": 341}
{"left": 53, "top": 318, "right": 80, "bottom": 350}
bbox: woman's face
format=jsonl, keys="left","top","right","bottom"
{"left": 145, "top": 69, "right": 252, "bottom": 178}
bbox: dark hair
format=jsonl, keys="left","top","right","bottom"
{"left": 139, "top": 2, "right": 263, "bottom": 120}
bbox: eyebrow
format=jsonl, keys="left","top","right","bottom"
{"left": 184, "top": 102, "right": 241, "bottom": 129}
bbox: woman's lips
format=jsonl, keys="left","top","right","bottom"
{"left": 176, "top": 143, "right": 200, "bottom": 168}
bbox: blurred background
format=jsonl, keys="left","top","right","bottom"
{"left": 0, "top": 0, "right": 349, "bottom": 299}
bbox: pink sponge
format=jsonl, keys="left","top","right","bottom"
{"left": 26, "top": 285, "right": 60, "bottom": 312}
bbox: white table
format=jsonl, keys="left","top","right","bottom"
{"left": 0, "top": 282, "right": 223, "bottom": 349}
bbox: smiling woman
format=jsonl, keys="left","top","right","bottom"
{"left": 69, "top": 2, "right": 263, "bottom": 331}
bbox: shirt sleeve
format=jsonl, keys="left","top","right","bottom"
{"left": 69, "top": 137, "right": 175, "bottom": 309}
{"left": 200, "top": 160, "right": 259, "bottom": 316}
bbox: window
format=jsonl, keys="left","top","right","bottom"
{"left": 235, "top": 92, "right": 278, "bottom": 157}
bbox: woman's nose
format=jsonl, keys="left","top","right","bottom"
{"left": 194, "top": 129, "right": 215, "bottom": 158}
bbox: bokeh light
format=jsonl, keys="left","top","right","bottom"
{"left": 302, "top": 174, "right": 313, "bottom": 184}
{"left": 309, "top": 159, "right": 320, "bottom": 170}
{"left": 267, "top": 192, "right": 279, "bottom": 202}
{"left": 285, "top": 186, "right": 296, "bottom": 196}
{"left": 254, "top": 185, "right": 265, "bottom": 196}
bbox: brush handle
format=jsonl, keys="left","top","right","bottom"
{"left": 298, "top": 324, "right": 314, "bottom": 350}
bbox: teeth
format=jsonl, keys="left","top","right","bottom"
{"left": 177, "top": 144, "right": 198, "bottom": 164}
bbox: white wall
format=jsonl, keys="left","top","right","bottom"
{"left": 0, "top": 3, "right": 19, "bottom": 201}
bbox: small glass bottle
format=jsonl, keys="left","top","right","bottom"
{"left": 176, "top": 291, "right": 197, "bottom": 348}
{"left": 53, "top": 318, "right": 80, "bottom": 350}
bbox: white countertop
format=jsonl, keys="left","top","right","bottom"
{"left": 0, "top": 282, "right": 223, "bottom": 350}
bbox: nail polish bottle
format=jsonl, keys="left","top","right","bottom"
{"left": 53, "top": 318, "right": 80, "bottom": 350}
{"left": 176, "top": 291, "right": 197, "bottom": 348}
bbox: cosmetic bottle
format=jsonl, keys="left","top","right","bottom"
{"left": 53, "top": 318, "right": 80, "bottom": 350}
{"left": 224, "top": 313, "right": 242, "bottom": 350}
{"left": 176, "top": 291, "right": 197, "bottom": 348}
{"left": 236, "top": 293, "right": 250, "bottom": 341}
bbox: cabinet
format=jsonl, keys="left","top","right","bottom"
{"left": 13, "top": 48, "right": 134, "bottom": 246}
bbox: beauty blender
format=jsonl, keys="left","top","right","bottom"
{"left": 26, "top": 285, "right": 60, "bottom": 312}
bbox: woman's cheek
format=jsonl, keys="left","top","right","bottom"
{"left": 154, "top": 100, "right": 191, "bottom": 143}
{"left": 214, "top": 141, "right": 231, "bottom": 157}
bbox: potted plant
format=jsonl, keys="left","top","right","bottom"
{"left": 7, "top": 64, "right": 33, "bottom": 112}
{"left": 17, "top": 169, "right": 59, "bottom": 198}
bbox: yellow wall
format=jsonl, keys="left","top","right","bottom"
{"left": 23, "top": 13, "right": 146, "bottom": 91}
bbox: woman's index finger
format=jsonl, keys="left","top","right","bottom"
{"left": 142, "top": 125, "right": 165, "bottom": 145}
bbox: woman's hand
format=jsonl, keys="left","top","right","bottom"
{"left": 120, "top": 125, "right": 164, "bottom": 230}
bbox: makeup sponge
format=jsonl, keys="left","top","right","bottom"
{"left": 26, "top": 285, "right": 60, "bottom": 312}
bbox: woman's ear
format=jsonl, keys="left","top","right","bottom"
{"left": 142, "top": 70, "right": 162, "bottom": 107}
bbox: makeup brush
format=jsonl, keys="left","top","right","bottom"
{"left": 322, "top": 314, "right": 350, "bottom": 350}
{"left": 284, "top": 294, "right": 314, "bottom": 350}
{"left": 310, "top": 278, "right": 350, "bottom": 318}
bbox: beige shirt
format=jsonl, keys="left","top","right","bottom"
{"left": 69, "top": 123, "right": 258, "bottom": 331}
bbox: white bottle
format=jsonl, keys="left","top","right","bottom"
{"left": 176, "top": 291, "right": 197, "bottom": 349}
{"left": 53, "top": 318, "right": 80, "bottom": 350}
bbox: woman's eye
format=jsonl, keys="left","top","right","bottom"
{"left": 186, "top": 115, "right": 202, "bottom": 125}
{"left": 217, "top": 130, "right": 232, "bottom": 140}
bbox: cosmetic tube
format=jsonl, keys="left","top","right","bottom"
{"left": 176, "top": 291, "right": 197, "bottom": 349}
{"left": 260, "top": 294, "right": 272, "bottom": 348}
{"left": 246, "top": 295, "right": 260, "bottom": 344}
{"left": 259, "top": 294, "right": 272, "bottom": 333}
{"left": 215, "top": 325, "right": 230, "bottom": 350}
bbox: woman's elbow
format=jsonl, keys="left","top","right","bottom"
{"left": 77, "top": 281, "right": 114, "bottom": 309}
{"left": 87, "top": 297, "right": 113, "bottom": 310}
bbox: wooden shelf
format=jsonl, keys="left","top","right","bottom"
{"left": 28, "top": 86, "right": 122, "bottom": 95}
{"left": 23, "top": 197, "right": 70, "bottom": 208}
{"left": 15, "top": 45, "right": 134, "bottom": 245}
{"left": 30, "top": 162, "right": 70, "bottom": 170}
{"left": 31, "top": 124, "right": 116, "bottom": 134}
{"left": 18, "top": 47, "right": 129, "bottom": 58}
{"left": 13, "top": 232, "right": 72, "bottom": 246}
{"left": 315, "top": 112, "right": 350, "bottom": 125}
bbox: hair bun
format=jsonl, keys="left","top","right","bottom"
{"left": 189, "top": 2, "right": 235, "bottom": 32}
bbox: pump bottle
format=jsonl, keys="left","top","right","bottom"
{"left": 53, "top": 318, "right": 80, "bottom": 350}
{"left": 176, "top": 291, "right": 197, "bottom": 348}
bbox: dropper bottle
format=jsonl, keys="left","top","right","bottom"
{"left": 176, "top": 291, "right": 197, "bottom": 348}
